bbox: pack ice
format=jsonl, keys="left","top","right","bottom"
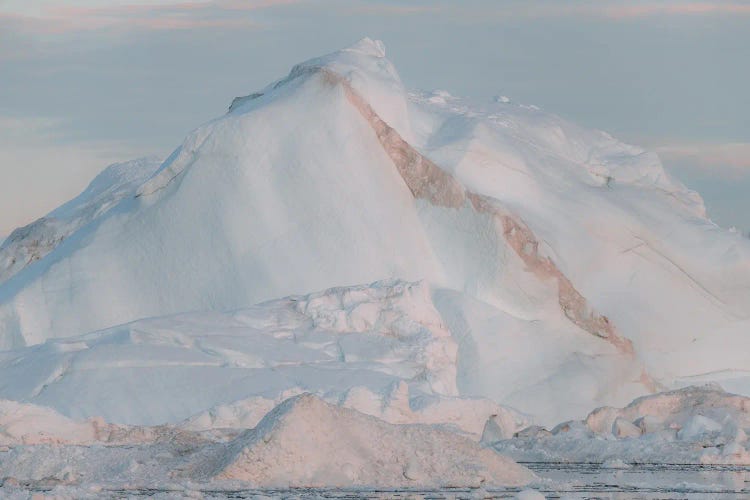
{"left": 492, "top": 385, "right": 750, "bottom": 465}
{"left": 1, "top": 38, "right": 750, "bottom": 492}
{"left": 0, "top": 394, "right": 534, "bottom": 490}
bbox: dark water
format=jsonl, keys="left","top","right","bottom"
{"left": 525, "top": 462, "right": 750, "bottom": 499}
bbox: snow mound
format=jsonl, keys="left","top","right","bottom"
{"left": 0, "top": 157, "right": 161, "bottom": 285}
{"left": 205, "top": 393, "right": 534, "bottom": 488}
{"left": 493, "top": 385, "right": 750, "bottom": 464}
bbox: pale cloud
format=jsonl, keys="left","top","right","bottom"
{"left": 654, "top": 141, "right": 750, "bottom": 173}
{"left": 543, "top": 1, "right": 750, "bottom": 19}
{"left": 0, "top": 0, "right": 299, "bottom": 16}
{"left": 603, "top": 2, "right": 750, "bottom": 19}
{"left": 347, "top": 3, "right": 445, "bottom": 15}
{"left": 0, "top": 115, "right": 148, "bottom": 234}
{"left": 6, "top": 1, "right": 748, "bottom": 37}
{"left": 415, "top": 1, "right": 750, "bottom": 21}
{"left": 0, "top": 0, "right": 303, "bottom": 34}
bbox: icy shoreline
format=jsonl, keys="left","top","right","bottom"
{"left": 3, "top": 385, "right": 750, "bottom": 495}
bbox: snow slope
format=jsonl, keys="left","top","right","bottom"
{"left": 0, "top": 157, "right": 162, "bottom": 285}
{"left": 0, "top": 38, "right": 749, "bottom": 425}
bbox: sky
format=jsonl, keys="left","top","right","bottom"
{"left": 0, "top": 0, "right": 749, "bottom": 236}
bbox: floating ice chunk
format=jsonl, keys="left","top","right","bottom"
{"left": 634, "top": 415, "right": 664, "bottom": 434}
{"left": 552, "top": 420, "right": 591, "bottom": 438}
{"left": 516, "top": 489, "right": 546, "bottom": 500}
{"left": 427, "top": 90, "right": 453, "bottom": 104}
{"left": 612, "top": 417, "right": 642, "bottom": 439}
{"left": 481, "top": 414, "right": 515, "bottom": 443}
{"left": 677, "top": 414, "right": 722, "bottom": 441}
{"left": 602, "top": 458, "right": 631, "bottom": 469}
{"left": 514, "top": 425, "right": 552, "bottom": 439}
{"left": 493, "top": 386, "right": 750, "bottom": 464}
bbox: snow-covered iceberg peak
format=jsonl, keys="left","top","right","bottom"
{"left": 0, "top": 39, "right": 749, "bottom": 427}
{"left": 140, "top": 38, "right": 412, "bottom": 202}
{"left": 228, "top": 37, "right": 413, "bottom": 142}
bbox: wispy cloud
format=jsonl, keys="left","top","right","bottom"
{"left": 654, "top": 141, "right": 750, "bottom": 173}
{"left": 346, "top": 3, "right": 445, "bottom": 16}
{"left": 549, "top": 1, "right": 750, "bottom": 19}
{"left": 5, "top": 1, "right": 748, "bottom": 36}
{"left": 0, "top": 0, "right": 303, "bottom": 34}
{"left": 433, "top": 1, "right": 750, "bottom": 21}
{"left": 603, "top": 2, "right": 750, "bottom": 19}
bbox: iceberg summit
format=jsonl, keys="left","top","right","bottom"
{"left": 1, "top": 39, "right": 750, "bottom": 494}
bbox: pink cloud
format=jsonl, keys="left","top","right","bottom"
{"left": 349, "top": 4, "right": 444, "bottom": 15}
{"left": 378, "top": 2, "right": 750, "bottom": 25}
{"left": 604, "top": 2, "right": 750, "bottom": 19}
{"left": 0, "top": 0, "right": 304, "bottom": 34}
{"left": 655, "top": 142, "right": 750, "bottom": 171}
{"left": 510, "top": 2, "right": 750, "bottom": 20}
{"left": 216, "top": 0, "right": 307, "bottom": 10}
